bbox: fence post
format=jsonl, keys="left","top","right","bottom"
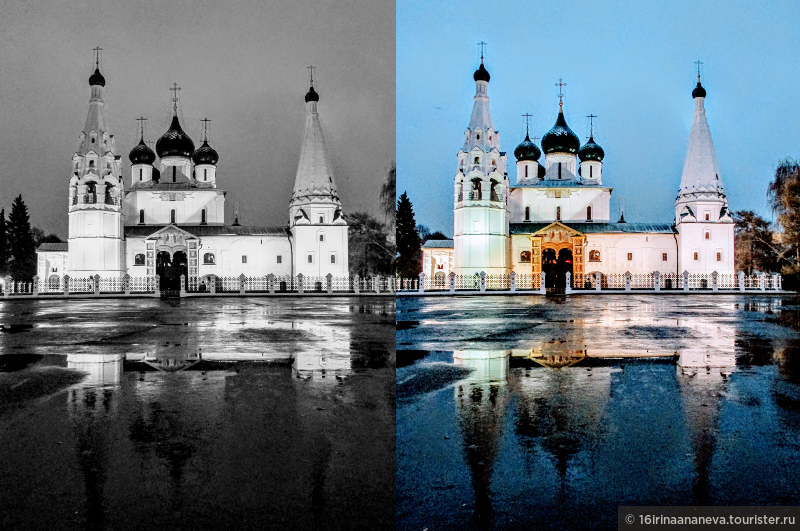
{"left": 123, "top": 274, "right": 131, "bottom": 295}
{"left": 449, "top": 272, "right": 455, "bottom": 294}
{"left": 239, "top": 274, "right": 246, "bottom": 294}
{"left": 373, "top": 276, "right": 379, "bottom": 293}
{"left": 297, "top": 273, "right": 304, "bottom": 295}
{"left": 93, "top": 274, "right": 101, "bottom": 295}
{"left": 389, "top": 276, "right": 395, "bottom": 293}
{"left": 208, "top": 274, "right": 216, "bottom": 294}
{"left": 595, "top": 271, "right": 601, "bottom": 292}
{"left": 354, "top": 275, "right": 360, "bottom": 294}
{"left": 654, "top": 271, "right": 660, "bottom": 292}
{"left": 62, "top": 275, "right": 69, "bottom": 296}
{"left": 32, "top": 275, "right": 39, "bottom": 296}
{"left": 683, "top": 270, "right": 689, "bottom": 292}
{"left": 760, "top": 273, "right": 766, "bottom": 292}
{"left": 565, "top": 271, "right": 572, "bottom": 294}
{"left": 418, "top": 272, "right": 425, "bottom": 293}
{"left": 774, "top": 273, "right": 781, "bottom": 291}
{"left": 539, "top": 272, "right": 546, "bottom": 295}
{"left": 625, "top": 271, "right": 631, "bottom": 292}
{"left": 480, "top": 271, "right": 486, "bottom": 292}
{"left": 738, "top": 271, "right": 745, "bottom": 292}
{"left": 180, "top": 275, "right": 187, "bottom": 297}
{"left": 712, "top": 271, "right": 718, "bottom": 292}
{"left": 326, "top": 273, "right": 333, "bottom": 294}
{"left": 510, "top": 271, "right": 516, "bottom": 292}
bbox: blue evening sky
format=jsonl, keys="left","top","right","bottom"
{"left": 397, "top": 0, "right": 800, "bottom": 236}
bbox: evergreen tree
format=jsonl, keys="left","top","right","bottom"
{"left": 396, "top": 192, "right": 421, "bottom": 278}
{"left": 7, "top": 195, "right": 36, "bottom": 280}
{"left": 0, "top": 209, "right": 7, "bottom": 276}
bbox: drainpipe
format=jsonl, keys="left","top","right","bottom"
{"left": 288, "top": 227, "right": 294, "bottom": 278}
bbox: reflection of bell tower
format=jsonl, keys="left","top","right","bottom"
{"left": 67, "top": 354, "right": 123, "bottom": 530}
{"left": 453, "top": 350, "right": 509, "bottom": 527}
{"left": 68, "top": 48, "right": 124, "bottom": 277}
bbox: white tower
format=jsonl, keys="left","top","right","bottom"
{"left": 675, "top": 69, "right": 734, "bottom": 274}
{"left": 453, "top": 53, "right": 509, "bottom": 275}
{"left": 289, "top": 73, "right": 349, "bottom": 277}
{"left": 68, "top": 50, "right": 124, "bottom": 277}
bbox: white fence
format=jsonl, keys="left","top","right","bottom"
{"left": 398, "top": 271, "right": 783, "bottom": 294}
{"left": 0, "top": 273, "right": 393, "bottom": 298}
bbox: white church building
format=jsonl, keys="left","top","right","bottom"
{"left": 422, "top": 57, "right": 734, "bottom": 288}
{"left": 37, "top": 57, "right": 348, "bottom": 289}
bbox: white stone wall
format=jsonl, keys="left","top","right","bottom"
{"left": 676, "top": 222, "right": 734, "bottom": 275}
{"left": 123, "top": 189, "right": 225, "bottom": 226}
{"left": 292, "top": 224, "right": 349, "bottom": 277}
{"left": 422, "top": 249, "right": 454, "bottom": 279}
{"left": 36, "top": 251, "right": 69, "bottom": 280}
{"left": 508, "top": 187, "right": 612, "bottom": 223}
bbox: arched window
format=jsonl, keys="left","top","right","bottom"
{"left": 139, "top": 168, "right": 143, "bottom": 181}
{"left": 319, "top": 233, "right": 325, "bottom": 242}
{"left": 134, "top": 254, "right": 145, "bottom": 266}
{"left": 204, "top": 169, "right": 207, "bottom": 181}
{"left": 705, "top": 230, "right": 710, "bottom": 240}
{"left": 519, "top": 251, "right": 531, "bottom": 263}
{"left": 590, "top": 165, "right": 593, "bottom": 178}
{"left": 170, "top": 210, "right": 176, "bottom": 224}
{"left": 204, "top": 253, "right": 215, "bottom": 265}
{"left": 331, "top": 255, "right": 336, "bottom": 264}
{"left": 524, "top": 206, "right": 530, "bottom": 221}
{"left": 589, "top": 250, "right": 601, "bottom": 262}
{"left": 139, "top": 209, "right": 144, "bottom": 224}
{"left": 587, "top": 206, "right": 592, "bottom": 221}
{"left": 524, "top": 165, "right": 528, "bottom": 178}
{"left": 474, "top": 156, "right": 480, "bottom": 164}
{"left": 201, "top": 209, "right": 207, "bottom": 224}
{"left": 558, "top": 162, "right": 562, "bottom": 179}
{"left": 172, "top": 166, "right": 177, "bottom": 183}
{"left": 556, "top": 206, "right": 561, "bottom": 221}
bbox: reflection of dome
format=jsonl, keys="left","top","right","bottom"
{"left": 191, "top": 140, "right": 219, "bottom": 165}
{"left": 156, "top": 116, "right": 195, "bottom": 159}
{"left": 89, "top": 68, "right": 105, "bottom": 87}
{"left": 305, "top": 86, "right": 319, "bottom": 102}
{"left": 129, "top": 137, "right": 156, "bottom": 165}
{"left": 692, "top": 81, "right": 706, "bottom": 99}
{"left": 514, "top": 134, "right": 541, "bottom": 162}
{"left": 473, "top": 63, "right": 490, "bottom": 82}
{"left": 578, "top": 135, "right": 604, "bottom": 162}
{"left": 541, "top": 111, "right": 580, "bottom": 155}
{"left": 530, "top": 352, "right": 586, "bottom": 368}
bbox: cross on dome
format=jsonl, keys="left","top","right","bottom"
{"left": 556, "top": 78, "right": 567, "bottom": 110}
{"left": 170, "top": 83, "right": 181, "bottom": 113}
{"left": 522, "top": 113, "right": 532, "bottom": 135}
{"left": 477, "top": 41, "right": 487, "bottom": 62}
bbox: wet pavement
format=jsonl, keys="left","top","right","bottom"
{"left": 397, "top": 295, "right": 800, "bottom": 531}
{"left": 0, "top": 297, "right": 395, "bottom": 531}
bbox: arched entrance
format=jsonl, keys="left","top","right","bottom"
{"left": 542, "top": 247, "right": 573, "bottom": 290}
{"left": 156, "top": 251, "right": 188, "bottom": 291}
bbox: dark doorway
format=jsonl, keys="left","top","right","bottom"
{"left": 542, "top": 247, "right": 573, "bottom": 291}
{"left": 156, "top": 250, "right": 188, "bottom": 291}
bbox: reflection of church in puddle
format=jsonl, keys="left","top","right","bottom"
{"left": 37, "top": 53, "right": 349, "bottom": 288}
{"left": 422, "top": 55, "right": 735, "bottom": 287}
{"left": 450, "top": 342, "right": 737, "bottom": 521}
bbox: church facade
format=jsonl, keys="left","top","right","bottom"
{"left": 422, "top": 58, "right": 734, "bottom": 287}
{"left": 37, "top": 58, "right": 348, "bottom": 287}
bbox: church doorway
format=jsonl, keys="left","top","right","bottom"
{"left": 156, "top": 250, "right": 188, "bottom": 291}
{"left": 542, "top": 247, "right": 573, "bottom": 291}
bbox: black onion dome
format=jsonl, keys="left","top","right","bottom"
{"left": 578, "top": 135, "right": 604, "bottom": 162}
{"left": 89, "top": 68, "right": 105, "bottom": 87}
{"left": 692, "top": 81, "right": 706, "bottom": 98}
{"left": 473, "top": 63, "right": 490, "bottom": 82}
{"left": 128, "top": 137, "right": 156, "bottom": 165}
{"left": 192, "top": 140, "right": 219, "bottom": 165}
{"left": 514, "top": 134, "right": 541, "bottom": 162}
{"left": 541, "top": 111, "right": 581, "bottom": 155}
{"left": 305, "top": 86, "right": 319, "bottom": 102}
{"left": 156, "top": 115, "right": 195, "bottom": 158}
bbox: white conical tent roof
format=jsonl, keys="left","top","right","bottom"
{"left": 677, "top": 91, "right": 725, "bottom": 200}
{"left": 292, "top": 96, "right": 339, "bottom": 203}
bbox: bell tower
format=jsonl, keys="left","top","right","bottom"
{"left": 453, "top": 45, "right": 510, "bottom": 275}
{"left": 68, "top": 48, "right": 124, "bottom": 277}
{"left": 289, "top": 67, "right": 349, "bottom": 277}
{"left": 675, "top": 63, "right": 734, "bottom": 274}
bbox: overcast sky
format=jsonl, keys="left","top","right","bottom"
{"left": 398, "top": 0, "right": 800, "bottom": 235}
{"left": 0, "top": 0, "right": 394, "bottom": 238}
